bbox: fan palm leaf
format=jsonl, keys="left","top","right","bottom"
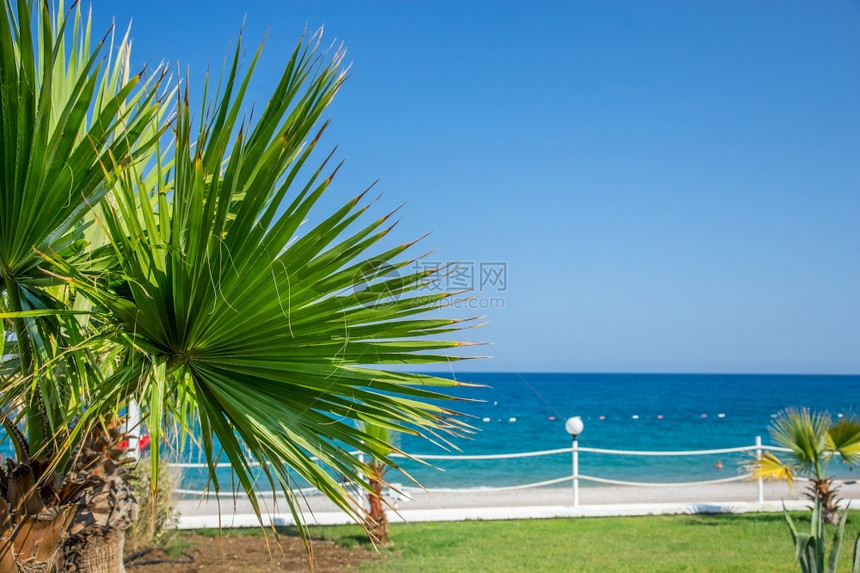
{"left": 50, "top": 31, "right": 477, "bottom": 528}
{"left": 770, "top": 407, "right": 830, "bottom": 478}
{"left": 0, "top": 0, "right": 163, "bottom": 458}
{"left": 752, "top": 451, "right": 795, "bottom": 486}
{"left": 826, "top": 420, "right": 860, "bottom": 467}
{"left": 0, "top": 0, "right": 160, "bottom": 287}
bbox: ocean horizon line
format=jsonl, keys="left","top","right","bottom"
{"left": 421, "top": 371, "right": 860, "bottom": 377}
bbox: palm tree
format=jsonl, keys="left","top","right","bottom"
{"left": 2, "top": 2, "right": 474, "bottom": 571}
{"left": 49, "top": 18, "right": 476, "bottom": 526}
{"left": 357, "top": 422, "right": 399, "bottom": 545}
{"left": 754, "top": 408, "right": 860, "bottom": 525}
{"left": 0, "top": 2, "right": 163, "bottom": 570}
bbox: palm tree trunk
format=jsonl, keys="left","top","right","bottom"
{"left": 0, "top": 498, "right": 78, "bottom": 573}
{"left": 62, "top": 437, "right": 139, "bottom": 572}
{"left": 366, "top": 464, "right": 389, "bottom": 545}
{"left": 63, "top": 529, "right": 127, "bottom": 573}
{"left": 808, "top": 476, "right": 840, "bottom": 525}
{"left": 0, "top": 468, "right": 137, "bottom": 573}
{"left": 0, "top": 423, "right": 138, "bottom": 573}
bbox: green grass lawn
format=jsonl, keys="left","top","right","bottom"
{"left": 194, "top": 511, "right": 860, "bottom": 572}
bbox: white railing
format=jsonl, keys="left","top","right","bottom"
{"left": 170, "top": 437, "right": 804, "bottom": 506}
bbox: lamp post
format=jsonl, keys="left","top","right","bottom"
{"left": 565, "top": 416, "right": 584, "bottom": 508}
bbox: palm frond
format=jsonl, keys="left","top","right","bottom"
{"left": 752, "top": 451, "right": 795, "bottom": 486}
{"left": 827, "top": 420, "right": 860, "bottom": 467}
{"left": 0, "top": 0, "right": 161, "bottom": 287}
{"left": 770, "top": 408, "right": 830, "bottom": 476}
{"left": 52, "top": 31, "right": 477, "bottom": 526}
{"left": 0, "top": 0, "right": 165, "bottom": 457}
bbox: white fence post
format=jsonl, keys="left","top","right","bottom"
{"left": 126, "top": 400, "right": 141, "bottom": 461}
{"left": 572, "top": 437, "right": 580, "bottom": 508}
{"left": 755, "top": 435, "right": 764, "bottom": 503}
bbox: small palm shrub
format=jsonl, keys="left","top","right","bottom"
{"left": 754, "top": 408, "right": 860, "bottom": 524}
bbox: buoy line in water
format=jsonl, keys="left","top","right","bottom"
{"left": 477, "top": 411, "right": 849, "bottom": 423}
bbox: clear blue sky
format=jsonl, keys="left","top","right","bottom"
{"left": 91, "top": 1, "right": 860, "bottom": 374}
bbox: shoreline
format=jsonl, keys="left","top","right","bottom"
{"left": 174, "top": 479, "right": 860, "bottom": 529}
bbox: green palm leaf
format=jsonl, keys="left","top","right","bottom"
{"left": 771, "top": 408, "right": 830, "bottom": 477}
{"left": 827, "top": 420, "right": 860, "bottom": 467}
{"left": 0, "top": 0, "right": 163, "bottom": 456}
{"left": 54, "top": 31, "right": 477, "bottom": 526}
{"left": 0, "top": 0, "right": 160, "bottom": 287}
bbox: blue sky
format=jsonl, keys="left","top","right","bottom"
{"left": 91, "top": 1, "right": 860, "bottom": 374}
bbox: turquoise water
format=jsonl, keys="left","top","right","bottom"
{"left": 385, "top": 372, "right": 860, "bottom": 488}
{"left": 3, "top": 373, "right": 858, "bottom": 490}
{"left": 173, "top": 373, "right": 860, "bottom": 491}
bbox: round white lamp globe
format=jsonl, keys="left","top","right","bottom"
{"left": 565, "top": 416, "right": 584, "bottom": 437}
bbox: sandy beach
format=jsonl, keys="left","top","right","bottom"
{"left": 174, "top": 479, "right": 860, "bottom": 529}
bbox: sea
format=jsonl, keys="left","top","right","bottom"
{"left": 385, "top": 372, "right": 860, "bottom": 489}
{"left": 3, "top": 373, "right": 859, "bottom": 491}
